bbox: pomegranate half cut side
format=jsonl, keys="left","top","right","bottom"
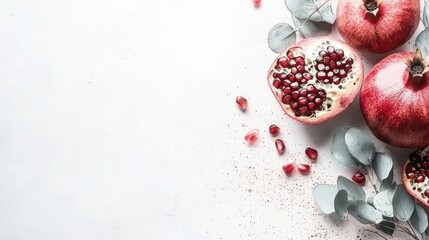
{"left": 402, "top": 146, "right": 429, "bottom": 208}
{"left": 267, "top": 37, "right": 364, "bottom": 124}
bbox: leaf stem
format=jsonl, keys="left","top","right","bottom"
{"left": 362, "top": 165, "right": 378, "bottom": 194}
{"left": 295, "top": 0, "right": 331, "bottom": 32}
{"left": 364, "top": 228, "right": 389, "bottom": 240}
{"left": 407, "top": 220, "right": 419, "bottom": 240}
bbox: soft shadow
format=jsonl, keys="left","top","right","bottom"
{"left": 300, "top": 99, "right": 367, "bottom": 146}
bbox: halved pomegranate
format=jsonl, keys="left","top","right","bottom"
{"left": 267, "top": 37, "right": 364, "bottom": 124}
{"left": 402, "top": 146, "right": 429, "bottom": 208}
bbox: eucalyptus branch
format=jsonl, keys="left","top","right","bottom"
{"left": 407, "top": 220, "right": 419, "bottom": 240}
{"left": 295, "top": 0, "right": 331, "bottom": 32}
{"left": 362, "top": 165, "right": 378, "bottom": 194}
{"left": 364, "top": 228, "right": 389, "bottom": 240}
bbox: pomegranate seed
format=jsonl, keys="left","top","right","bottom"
{"left": 339, "top": 69, "right": 347, "bottom": 78}
{"left": 425, "top": 190, "right": 429, "bottom": 198}
{"left": 308, "top": 102, "right": 316, "bottom": 111}
{"left": 335, "top": 49, "right": 344, "bottom": 59}
{"left": 291, "top": 82, "right": 299, "bottom": 90}
{"left": 295, "top": 57, "right": 305, "bottom": 65}
{"left": 307, "top": 94, "right": 316, "bottom": 101}
{"left": 298, "top": 97, "right": 308, "bottom": 105}
{"left": 253, "top": 0, "right": 261, "bottom": 8}
{"left": 287, "top": 74, "right": 295, "bottom": 81}
{"left": 290, "top": 102, "right": 299, "bottom": 110}
{"left": 269, "top": 124, "right": 280, "bottom": 136}
{"left": 329, "top": 61, "right": 336, "bottom": 69}
{"left": 283, "top": 163, "right": 295, "bottom": 175}
{"left": 291, "top": 91, "right": 299, "bottom": 99}
{"left": 278, "top": 73, "right": 287, "bottom": 80}
{"left": 244, "top": 129, "right": 259, "bottom": 145}
{"left": 314, "top": 98, "right": 322, "bottom": 106}
{"left": 282, "top": 95, "right": 292, "bottom": 104}
{"left": 346, "top": 58, "right": 354, "bottom": 65}
{"left": 303, "top": 73, "right": 312, "bottom": 80}
{"left": 291, "top": 67, "right": 298, "bottom": 74}
{"left": 327, "top": 71, "right": 334, "bottom": 79}
{"left": 316, "top": 63, "right": 324, "bottom": 71}
{"left": 283, "top": 87, "right": 292, "bottom": 95}
{"left": 299, "top": 89, "right": 308, "bottom": 96}
{"left": 275, "top": 139, "right": 286, "bottom": 155}
{"left": 330, "top": 53, "right": 338, "bottom": 61}
{"left": 236, "top": 96, "right": 248, "bottom": 111}
{"left": 297, "top": 164, "right": 311, "bottom": 175}
{"left": 278, "top": 57, "right": 288, "bottom": 68}
{"left": 273, "top": 79, "right": 281, "bottom": 88}
{"left": 316, "top": 71, "right": 326, "bottom": 80}
{"left": 416, "top": 175, "right": 425, "bottom": 183}
{"left": 282, "top": 80, "right": 291, "bottom": 87}
{"left": 352, "top": 171, "right": 366, "bottom": 185}
{"left": 319, "top": 50, "right": 327, "bottom": 57}
{"left": 327, "top": 46, "right": 335, "bottom": 53}
{"left": 305, "top": 147, "right": 318, "bottom": 161}
{"left": 295, "top": 73, "right": 303, "bottom": 81}
{"left": 289, "top": 59, "right": 297, "bottom": 67}
{"left": 299, "top": 106, "right": 309, "bottom": 116}
{"left": 407, "top": 172, "right": 417, "bottom": 179}
{"left": 323, "top": 57, "right": 330, "bottom": 65}
{"left": 422, "top": 161, "right": 428, "bottom": 169}
{"left": 333, "top": 76, "right": 341, "bottom": 85}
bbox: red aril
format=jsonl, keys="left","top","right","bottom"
{"left": 297, "top": 164, "right": 311, "bottom": 175}
{"left": 253, "top": 0, "right": 261, "bottom": 8}
{"left": 360, "top": 49, "right": 429, "bottom": 147}
{"left": 236, "top": 96, "right": 248, "bottom": 111}
{"left": 352, "top": 171, "right": 366, "bottom": 185}
{"left": 268, "top": 37, "right": 364, "bottom": 124}
{"left": 402, "top": 146, "right": 429, "bottom": 208}
{"left": 245, "top": 129, "right": 259, "bottom": 145}
{"left": 275, "top": 139, "right": 285, "bottom": 155}
{"left": 269, "top": 124, "right": 280, "bottom": 136}
{"left": 305, "top": 147, "right": 318, "bottom": 161}
{"left": 337, "top": 0, "right": 419, "bottom": 53}
{"left": 283, "top": 163, "right": 295, "bottom": 175}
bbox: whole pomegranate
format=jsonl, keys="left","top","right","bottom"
{"left": 267, "top": 37, "right": 364, "bottom": 124}
{"left": 402, "top": 146, "right": 429, "bottom": 208}
{"left": 360, "top": 49, "right": 429, "bottom": 148}
{"left": 337, "top": 0, "right": 420, "bottom": 53}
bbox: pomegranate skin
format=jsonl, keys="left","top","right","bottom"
{"left": 360, "top": 52, "right": 429, "bottom": 148}
{"left": 337, "top": 0, "right": 420, "bottom": 53}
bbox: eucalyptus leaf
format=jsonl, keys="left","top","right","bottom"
{"left": 426, "top": 215, "right": 429, "bottom": 236}
{"left": 392, "top": 184, "right": 415, "bottom": 221}
{"left": 367, "top": 195, "right": 374, "bottom": 206}
{"left": 345, "top": 128, "right": 375, "bottom": 166}
{"left": 313, "top": 184, "right": 337, "bottom": 215}
{"left": 376, "top": 217, "right": 396, "bottom": 236}
{"left": 414, "top": 28, "right": 429, "bottom": 59}
{"left": 267, "top": 23, "right": 297, "bottom": 53}
{"left": 423, "top": 1, "right": 429, "bottom": 28}
{"left": 373, "top": 191, "right": 393, "bottom": 217}
{"left": 334, "top": 189, "right": 348, "bottom": 217}
{"left": 285, "top": 0, "right": 335, "bottom": 24}
{"left": 347, "top": 200, "right": 383, "bottom": 224}
{"left": 337, "top": 176, "right": 365, "bottom": 201}
{"left": 372, "top": 152, "right": 393, "bottom": 183}
{"left": 291, "top": 16, "right": 332, "bottom": 38}
{"left": 380, "top": 181, "right": 397, "bottom": 202}
{"left": 410, "top": 204, "right": 428, "bottom": 233}
{"left": 332, "top": 127, "right": 358, "bottom": 168}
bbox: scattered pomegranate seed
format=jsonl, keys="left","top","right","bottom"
{"left": 352, "top": 171, "right": 366, "bottom": 185}
{"left": 297, "top": 164, "right": 311, "bottom": 175}
{"left": 283, "top": 163, "right": 295, "bottom": 175}
{"left": 269, "top": 124, "right": 280, "bottom": 136}
{"left": 236, "top": 96, "right": 248, "bottom": 111}
{"left": 253, "top": 0, "right": 261, "bottom": 8}
{"left": 275, "top": 139, "right": 286, "bottom": 155}
{"left": 305, "top": 147, "right": 318, "bottom": 161}
{"left": 244, "top": 129, "right": 259, "bottom": 145}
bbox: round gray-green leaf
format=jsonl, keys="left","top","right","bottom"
{"left": 268, "top": 23, "right": 297, "bottom": 53}
{"left": 334, "top": 189, "right": 348, "bottom": 217}
{"left": 345, "top": 128, "right": 375, "bottom": 166}
{"left": 285, "top": 0, "right": 335, "bottom": 24}
{"left": 414, "top": 28, "right": 429, "bottom": 59}
{"left": 372, "top": 152, "right": 393, "bottom": 183}
{"left": 313, "top": 184, "right": 337, "bottom": 215}
{"left": 332, "top": 127, "right": 358, "bottom": 168}
{"left": 348, "top": 200, "right": 383, "bottom": 224}
{"left": 392, "top": 184, "right": 415, "bottom": 221}
{"left": 373, "top": 191, "right": 393, "bottom": 217}
{"left": 291, "top": 17, "right": 332, "bottom": 39}
{"left": 423, "top": 1, "right": 429, "bottom": 28}
{"left": 410, "top": 204, "right": 428, "bottom": 233}
{"left": 337, "top": 176, "right": 365, "bottom": 201}
{"left": 380, "top": 181, "right": 397, "bottom": 202}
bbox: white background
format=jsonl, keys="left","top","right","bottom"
{"left": 0, "top": 0, "right": 424, "bottom": 239}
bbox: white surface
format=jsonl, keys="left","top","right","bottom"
{"left": 0, "top": 0, "right": 424, "bottom": 239}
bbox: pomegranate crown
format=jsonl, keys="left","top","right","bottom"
{"left": 404, "top": 48, "right": 429, "bottom": 79}
{"left": 360, "top": 0, "right": 383, "bottom": 16}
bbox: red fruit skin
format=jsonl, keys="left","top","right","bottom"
{"left": 360, "top": 52, "right": 429, "bottom": 148}
{"left": 337, "top": 0, "right": 420, "bottom": 53}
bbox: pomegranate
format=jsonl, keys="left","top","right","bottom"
{"left": 360, "top": 49, "right": 429, "bottom": 148}
{"left": 402, "top": 146, "right": 429, "bottom": 208}
{"left": 337, "top": 0, "right": 419, "bottom": 53}
{"left": 267, "top": 37, "right": 364, "bottom": 124}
